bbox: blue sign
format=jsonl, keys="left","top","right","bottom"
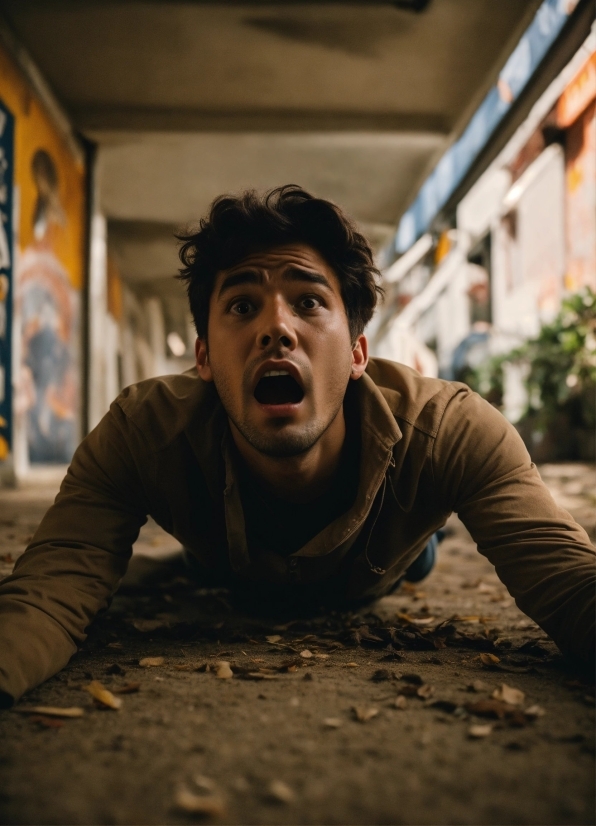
{"left": 393, "top": 0, "right": 580, "bottom": 255}
{"left": 0, "top": 98, "right": 14, "bottom": 461}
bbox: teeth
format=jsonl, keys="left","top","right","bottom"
{"left": 263, "top": 370, "right": 290, "bottom": 377}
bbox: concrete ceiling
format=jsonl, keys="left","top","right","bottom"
{"left": 0, "top": 0, "right": 543, "bottom": 286}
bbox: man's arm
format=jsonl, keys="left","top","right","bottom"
{"left": 0, "top": 403, "right": 150, "bottom": 706}
{"left": 432, "top": 388, "right": 595, "bottom": 668}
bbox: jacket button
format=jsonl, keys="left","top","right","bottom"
{"left": 288, "top": 558, "right": 299, "bottom": 578}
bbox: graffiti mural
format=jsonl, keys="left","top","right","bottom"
{"left": 0, "top": 100, "right": 13, "bottom": 464}
{"left": 19, "top": 150, "right": 79, "bottom": 462}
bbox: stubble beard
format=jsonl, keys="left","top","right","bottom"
{"left": 213, "top": 366, "right": 347, "bottom": 459}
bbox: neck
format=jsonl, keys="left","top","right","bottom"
{"left": 230, "top": 410, "right": 346, "bottom": 503}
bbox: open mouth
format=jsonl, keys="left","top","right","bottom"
{"left": 254, "top": 371, "right": 305, "bottom": 406}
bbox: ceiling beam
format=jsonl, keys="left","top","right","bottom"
{"left": 75, "top": 106, "right": 450, "bottom": 135}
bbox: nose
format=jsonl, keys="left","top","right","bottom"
{"left": 258, "top": 295, "right": 297, "bottom": 351}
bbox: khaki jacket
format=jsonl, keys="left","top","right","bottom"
{"left": 0, "top": 359, "right": 594, "bottom": 703}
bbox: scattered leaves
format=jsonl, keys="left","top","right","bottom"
{"left": 215, "top": 661, "right": 233, "bottom": 679}
{"left": 174, "top": 787, "right": 226, "bottom": 817}
{"left": 323, "top": 717, "right": 342, "bottom": 728}
{"left": 139, "top": 657, "right": 164, "bottom": 667}
{"left": 417, "top": 684, "right": 435, "bottom": 699}
{"left": 524, "top": 704, "right": 546, "bottom": 719}
{"left": 479, "top": 653, "right": 500, "bottom": 666}
{"left": 467, "top": 680, "right": 490, "bottom": 693}
{"left": 84, "top": 681, "right": 122, "bottom": 710}
{"left": 132, "top": 619, "right": 166, "bottom": 633}
{"left": 352, "top": 706, "right": 379, "bottom": 722}
{"left": 14, "top": 706, "right": 84, "bottom": 718}
{"left": 468, "top": 724, "right": 493, "bottom": 738}
{"left": 194, "top": 775, "right": 216, "bottom": 792}
{"left": 392, "top": 696, "right": 407, "bottom": 709}
{"left": 268, "top": 780, "right": 295, "bottom": 804}
{"left": 265, "top": 635, "right": 282, "bottom": 644}
{"left": 492, "top": 684, "right": 525, "bottom": 706}
{"left": 397, "top": 612, "right": 435, "bottom": 626}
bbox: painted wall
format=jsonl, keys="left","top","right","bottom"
{"left": 0, "top": 43, "right": 86, "bottom": 473}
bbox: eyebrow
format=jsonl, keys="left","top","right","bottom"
{"left": 217, "top": 266, "right": 332, "bottom": 298}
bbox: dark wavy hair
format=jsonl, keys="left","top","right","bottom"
{"left": 177, "top": 185, "right": 383, "bottom": 342}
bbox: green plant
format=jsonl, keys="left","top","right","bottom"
{"left": 467, "top": 287, "right": 596, "bottom": 430}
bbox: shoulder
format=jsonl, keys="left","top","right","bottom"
{"left": 112, "top": 368, "right": 220, "bottom": 451}
{"left": 365, "top": 357, "right": 469, "bottom": 437}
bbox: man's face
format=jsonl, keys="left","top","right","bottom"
{"left": 196, "top": 243, "right": 367, "bottom": 458}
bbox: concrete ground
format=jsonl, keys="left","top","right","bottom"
{"left": 0, "top": 463, "right": 594, "bottom": 826}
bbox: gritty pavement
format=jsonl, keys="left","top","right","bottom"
{"left": 0, "top": 463, "right": 594, "bottom": 826}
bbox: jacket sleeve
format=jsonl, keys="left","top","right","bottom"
{"left": 0, "top": 402, "right": 150, "bottom": 706}
{"left": 432, "top": 388, "right": 595, "bottom": 668}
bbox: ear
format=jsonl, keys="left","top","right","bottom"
{"left": 195, "top": 337, "right": 213, "bottom": 382}
{"left": 350, "top": 334, "right": 368, "bottom": 380}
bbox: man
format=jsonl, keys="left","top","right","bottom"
{"left": 0, "top": 185, "right": 594, "bottom": 707}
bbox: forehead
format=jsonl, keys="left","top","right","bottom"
{"left": 214, "top": 243, "right": 339, "bottom": 287}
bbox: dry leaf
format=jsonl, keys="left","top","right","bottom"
{"left": 323, "top": 717, "right": 342, "bottom": 728}
{"left": 524, "top": 704, "right": 546, "bottom": 718}
{"left": 132, "top": 619, "right": 166, "bottom": 633}
{"left": 468, "top": 724, "right": 493, "bottom": 738}
{"left": 393, "top": 696, "right": 407, "bottom": 709}
{"left": 14, "top": 705, "right": 84, "bottom": 718}
{"left": 84, "top": 681, "right": 122, "bottom": 710}
{"left": 492, "top": 684, "right": 525, "bottom": 706}
{"left": 417, "top": 684, "right": 435, "bottom": 699}
{"left": 352, "top": 706, "right": 379, "bottom": 722}
{"left": 194, "top": 775, "right": 216, "bottom": 792}
{"left": 479, "top": 653, "right": 500, "bottom": 666}
{"left": 174, "top": 787, "right": 226, "bottom": 817}
{"left": 139, "top": 657, "right": 164, "bottom": 667}
{"left": 397, "top": 612, "right": 435, "bottom": 626}
{"left": 268, "top": 780, "right": 295, "bottom": 804}
{"left": 345, "top": 662, "right": 358, "bottom": 668}
{"left": 265, "top": 635, "right": 282, "bottom": 644}
{"left": 300, "top": 649, "right": 313, "bottom": 659}
{"left": 215, "top": 661, "right": 233, "bottom": 679}
{"left": 467, "top": 680, "right": 490, "bottom": 693}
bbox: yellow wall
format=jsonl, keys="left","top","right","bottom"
{"left": 0, "top": 46, "right": 85, "bottom": 290}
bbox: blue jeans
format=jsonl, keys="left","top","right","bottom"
{"left": 403, "top": 532, "right": 439, "bottom": 583}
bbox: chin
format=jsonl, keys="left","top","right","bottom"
{"left": 240, "top": 420, "right": 323, "bottom": 458}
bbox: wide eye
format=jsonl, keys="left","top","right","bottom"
{"left": 230, "top": 299, "right": 254, "bottom": 315}
{"left": 299, "top": 296, "right": 322, "bottom": 310}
